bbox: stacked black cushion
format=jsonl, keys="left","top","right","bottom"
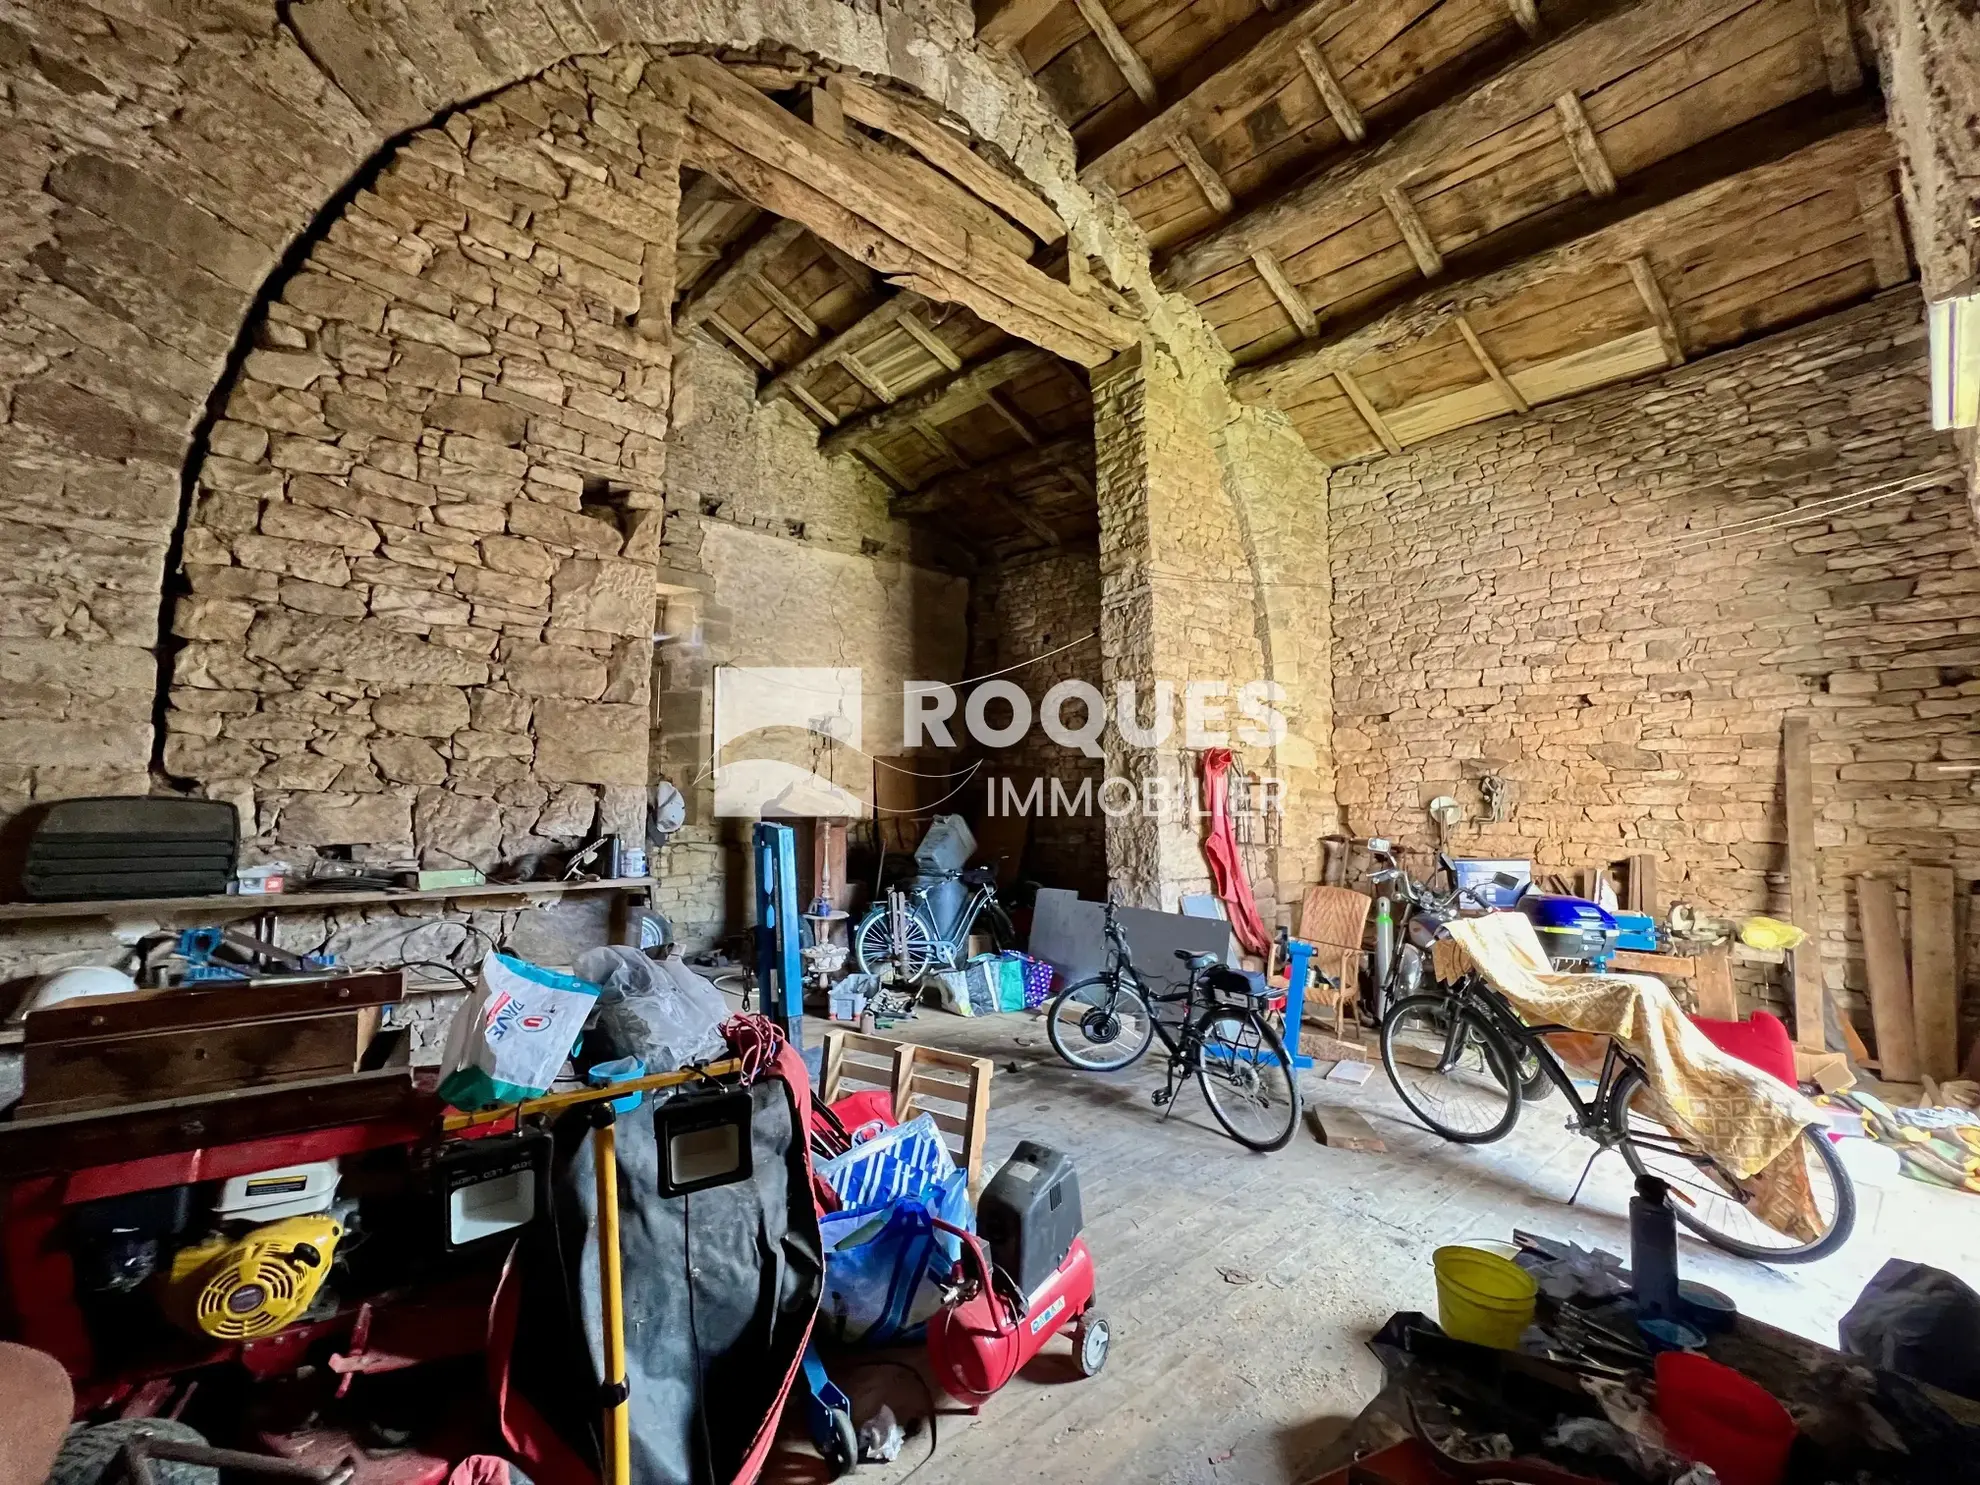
{"left": 18, "top": 797, "right": 239, "bottom": 901}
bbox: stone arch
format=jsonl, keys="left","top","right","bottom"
{"left": 0, "top": 0, "right": 1107, "bottom": 822}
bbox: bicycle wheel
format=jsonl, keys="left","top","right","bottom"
{"left": 1380, "top": 994, "right": 1521, "bottom": 1143}
{"left": 1046, "top": 973, "right": 1156, "bottom": 1072}
{"left": 1613, "top": 1070, "right": 1855, "bottom": 1263}
{"left": 1514, "top": 1042, "right": 1554, "bottom": 1102}
{"left": 852, "top": 904, "right": 937, "bottom": 980}
{"left": 1196, "top": 1008, "right": 1301, "bottom": 1152}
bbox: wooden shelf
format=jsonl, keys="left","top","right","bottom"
{"left": 0, "top": 877, "right": 655, "bottom": 923}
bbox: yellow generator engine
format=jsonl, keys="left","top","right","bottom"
{"left": 163, "top": 1214, "right": 343, "bottom": 1340}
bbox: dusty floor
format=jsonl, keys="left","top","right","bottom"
{"left": 768, "top": 1007, "right": 1980, "bottom": 1485}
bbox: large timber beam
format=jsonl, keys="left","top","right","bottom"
{"left": 894, "top": 436, "right": 1091, "bottom": 514}
{"left": 820, "top": 344, "right": 1052, "bottom": 458}
{"left": 1160, "top": 0, "right": 1795, "bottom": 290}
{"left": 668, "top": 55, "right": 1133, "bottom": 366}
{"left": 1231, "top": 114, "right": 1894, "bottom": 404}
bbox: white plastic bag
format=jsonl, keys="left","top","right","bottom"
{"left": 574, "top": 946, "right": 729, "bottom": 1072}
{"left": 438, "top": 953, "right": 601, "bottom": 1110}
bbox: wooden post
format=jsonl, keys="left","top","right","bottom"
{"left": 1911, "top": 865, "right": 1958, "bottom": 1083}
{"left": 1782, "top": 715, "right": 1827, "bottom": 1051}
{"left": 1858, "top": 874, "right": 1918, "bottom": 1081}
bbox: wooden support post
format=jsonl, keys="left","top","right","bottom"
{"left": 1296, "top": 39, "right": 1365, "bottom": 144}
{"left": 1857, "top": 173, "right": 1914, "bottom": 288}
{"left": 1382, "top": 185, "right": 1444, "bottom": 277}
{"left": 1170, "top": 128, "right": 1234, "bottom": 216}
{"left": 1782, "top": 714, "right": 1827, "bottom": 1052}
{"left": 636, "top": 105, "right": 684, "bottom": 346}
{"left": 1627, "top": 255, "right": 1686, "bottom": 367}
{"left": 1454, "top": 315, "right": 1530, "bottom": 412}
{"left": 1335, "top": 368, "right": 1402, "bottom": 455}
{"left": 1859, "top": 874, "right": 1919, "bottom": 1081}
{"left": 1554, "top": 91, "right": 1617, "bottom": 197}
{"left": 1252, "top": 249, "right": 1318, "bottom": 338}
{"left": 1911, "top": 865, "right": 1958, "bottom": 1083}
{"left": 1069, "top": 0, "right": 1159, "bottom": 107}
{"left": 1693, "top": 948, "right": 1736, "bottom": 1020}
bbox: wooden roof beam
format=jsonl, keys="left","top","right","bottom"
{"left": 670, "top": 55, "right": 1134, "bottom": 366}
{"left": 1253, "top": 249, "right": 1318, "bottom": 337}
{"left": 757, "top": 293, "right": 922, "bottom": 405}
{"left": 1812, "top": 0, "right": 1864, "bottom": 94}
{"left": 894, "top": 436, "right": 1091, "bottom": 513}
{"left": 675, "top": 215, "right": 807, "bottom": 330}
{"left": 1554, "top": 91, "right": 1617, "bottom": 197}
{"left": 1627, "top": 255, "right": 1686, "bottom": 367}
{"left": 1297, "top": 39, "right": 1365, "bottom": 144}
{"left": 1857, "top": 171, "right": 1913, "bottom": 287}
{"left": 820, "top": 344, "right": 1054, "bottom": 458}
{"left": 1171, "top": 129, "right": 1234, "bottom": 216}
{"left": 1069, "top": 0, "right": 1159, "bottom": 108}
{"left": 1382, "top": 186, "right": 1443, "bottom": 278}
{"left": 1335, "top": 369, "right": 1402, "bottom": 455}
{"left": 1230, "top": 108, "right": 1893, "bottom": 404}
{"left": 1160, "top": 0, "right": 1771, "bottom": 290}
{"left": 1455, "top": 315, "right": 1530, "bottom": 412}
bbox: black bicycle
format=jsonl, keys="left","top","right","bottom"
{"left": 1381, "top": 972, "right": 1855, "bottom": 1262}
{"left": 1044, "top": 899, "right": 1303, "bottom": 1152}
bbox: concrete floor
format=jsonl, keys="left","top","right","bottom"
{"left": 770, "top": 1007, "right": 1980, "bottom": 1485}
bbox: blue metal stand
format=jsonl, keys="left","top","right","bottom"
{"left": 1279, "top": 938, "right": 1318, "bottom": 1071}
{"left": 753, "top": 821, "right": 803, "bottom": 1036}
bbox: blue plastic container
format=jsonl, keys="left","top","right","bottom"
{"left": 586, "top": 1055, "right": 648, "bottom": 1113}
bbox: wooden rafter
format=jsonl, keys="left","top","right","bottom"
{"left": 827, "top": 75, "right": 1065, "bottom": 243}
{"left": 1812, "top": 0, "right": 1863, "bottom": 94}
{"left": 757, "top": 293, "right": 921, "bottom": 405}
{"left": 821, "top": 344, "right": 1052, "bottom": 458}
{"left": 1230, "top": 114, "right": 1893, "bottom": 403}
{"left": 1171, "top": 129, "right": 1234, "bottom": 215}
{"left": 1297, "top": 39, "right": 1365, "bottom": 144}
{"left": 1627, "top": 255, "right": 1686, "bottom": 367}
{"left": 840, "top": 351, "right": 895, "bottom": 402}
{"left": 894, "top": 436, "right": 1091, "bottom": 513}
{"left": 1253, "top": 249, "right": 1318, "bottom": 337}
{"left": 674, "top": 216, "right": 806, "bottom": 329}
{"left": 669, "top": 56, "right": 1134, "bottom": 366}
{"left": 1069, "top": 0, "right": 1159, "bottom": 108}
{"left": 1335, "top": 369, "right": 1402, "bottom": 455}
{"left": 1506, "top": 0, "right": 1543, "bottom": 38}
{"left": 1554, "top": 91, "right": 1616, "bottom": 197}
{"left": 983, "top": 388, "right": 1046, "bottom": 444}
{"left": 977, "top": 0, "right": 1061, "bottom": 49}
{"left": 706, "top": 314, "right": 775, "bottom": 370}
{"left": 1160, "top": 0, "right": 1764, "bottom": 289}
{"left": 898, "top": 311, "right": 964, "bottom": 370}
{"left": 1856, "top": 172, "right": 1913, "bottom": 287}
{"left": 747, "top": 270, "right": 819, "bottom": 337}
{"left": 1382, "top": 186, "right": 1443, "bottom": 278}
{"left": 1454, "top": 314, "right": 1530, "bottom": 412}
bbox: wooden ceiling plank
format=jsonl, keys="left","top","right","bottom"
{"left": 895, "top": 435, "right": 1091, "bottom": 513}
{"left": 1381, "top": 185, "right": 1445, "bottom": 277}
{"left": 674, "top": 216, "right": 807, "bottom": 330}
{"left": 1506, "top": 0, "right": 1543, "bottom": 37}
{"left": 672, "top": 55, "right": 1131, "bottom": 364}
{"left": 1230, "top": 116, "right": 1892, "bottom": 403}
{"left": 821, "top": 344, "right": 1055, "bottom": 458}
{"left": 979, "top": 0, "right": 1063, "bottom": 51}
{"left": 1811, "top": 0, "right": 1863, "bottom": 94}
{"left": 898, "top": 310, "right": 966, "bottom": 371}
{"left": 758, "top": 294, "right": 917, "bottom": 405}
{"left": 1626, "top": 254, "right": 1686, "bottom": 366}
{"left": 1170, "top": 128, "right": 1235, "bottom": 215}
{"left": 1554, "top": 91, "right": 1618, "bottom": 197}
{"left": 1335, "top": 368, "right": 1403, "bottom": 454}
{"left": 828, "top": 75, "right": 1066, "bottom": 243}
{"left": 787, "top": 380, "right": 841, "bottom": 425}
{"left": 1160, "top": 0, "right": 1764, "bottom": 290}
{"left": 912, "top": 416, "right": 970, "bottom": 468}
{"left": 1068, "top": 0, "right": 1160, "bottom": 107}
{"left": 1252, "top": 248, "right": 1320, "bottom": 337}
{"left": 1297, "top": 38, "right": 1366, "bottom": 144}
{"left": 839, "top": 350, "right": 896, "bottom": 402}
{"left": 856, "top": 442, "right": 912, "bottom": 490}
{"left": 705, "top": 313, "right": 776, "bottom": 371}
{"left": 1855, "top": 173, "right": 1913, "bottom": 288}
{"left": 747, "top": 269, "right": 821, "bottom": 338}
{"left": 1453, "top": 313, "right": 1531, "bottom": 410}
{"left": 983, "top": 387, "right": 1047, "bottom": 444}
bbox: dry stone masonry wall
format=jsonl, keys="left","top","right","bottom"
{"left": 1329, "top": 293, "right": 1980, "bottom": 1028}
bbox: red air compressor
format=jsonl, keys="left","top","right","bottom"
{"left": 926, "top": 1142, "right": 1107, "bottom": 1407}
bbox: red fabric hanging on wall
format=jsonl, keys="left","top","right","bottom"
{"left": 1198, "top": 748, "right": 1270, "bottom": 956}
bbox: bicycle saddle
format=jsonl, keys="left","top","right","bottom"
{"left": 1175, "top": 950, "right": 1217, "bottom": 970}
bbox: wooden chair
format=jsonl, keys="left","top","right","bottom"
{"left": 820, "top": 1030, "right": 995, "bottom": 1197}
{"left": 1299, "top": 885, "right": 1372, "bottom": 1036}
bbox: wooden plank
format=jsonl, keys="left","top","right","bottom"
{"left": 984, "top": 387, "right": 1045, "bottom": 443}
{"left": 898, "top": 310, "right": 965, "bottom": 370}
{"left": 1453, "top": 314, "right": 1530, "bottom": 411}
{"left": 1856, "top": 173, "right": 1913, "bottom": 288}
{"left": 1170, "top": 128, "right": 1235, "bottom": 216}
{"left": 1507, "top": 0, "right": 1543, "bottom": 37}
{"left": 1858, "top": 874, "right": 1918, "bottom": 1080}
{"left": 1232, "top": 118, "right": 1894, "bottom": 405}
{"left": 1783, "top": 713, "right": 1827, "bottom": 1052}
{"left": 674, "top": 215, "right": 806, "bottom": 330}
{"left": 1694, "top": 947, "right": 1737, "bottom": 1020}
{"left": 1554, "top": 91, "right": 1617, "bottom": 197}
{"left": 1626, "top": 852, "right": 1659, "bottom": 915}
{"left": 839, "top": 349, "right": 894, "bottom": 402}
{"left": 1160, "top": 0, "right": 1765, "bottom": 289}
{"left": 787, "top": 381, "right": 840, "bottom": 425}
{"left": 1297, "top": 38, "right": 1365, "bottom": 144}
{"left": 1335, "top": 368, "right": 1402, "bottom": 454}
{"left": 855, "top": 442, "right": 912, "bottom": 490}
{"left": 1627, "top": 254, "right": 1686, "bottom": 366}
{"left": 1069, "top": 0, "right": 1159, "bottom": 107}
{"left": 706, "top": 312, "right": 775, "bottom": 370}
{"left": 828, "top": 75, "right": 1065, "bottom": 243}
{"left": 21, "top": 1014, "right": 365, "bottom": 1118}
{"left": 821, "top": 344, "right": 1053, "bottom": 457}
{"left": 1253, "top": 248, "right": 1319, "bottom": 337}
{"left": 1382, "top": 185, "right": 1444, "bottom": 278}
{"left": 757, "top": 293, "right": 918, "bottom": 405}
{"left": 978, "top": 0, "right": 1062, "bottom": 48}
{"left": 747, "top": 269, "right": 818, "bottom": 337}
{"left": 1910, "top": 865, "right": 1958, "bottom": 1084}
{"left": 894, "top": 435, "right": 1091, "bottom": 513}
{"left": 1811, "top": 0, "right": 1862, "bottom": 94}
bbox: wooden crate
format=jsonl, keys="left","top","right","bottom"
{"left": 821, "top": 1030, "right": 994, "bottom": 1195}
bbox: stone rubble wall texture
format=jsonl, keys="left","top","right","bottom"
{"left": 1329, "top": 293, "right": 1980, "bottom": 1033}
{"left": 965, "top": 544, "right": 1108, "bottom": 897}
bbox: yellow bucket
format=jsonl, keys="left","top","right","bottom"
{"left": 1433, "top": 1245, "right": 1537, "bottom": 1349}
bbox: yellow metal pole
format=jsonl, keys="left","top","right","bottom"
{"left": 593, "top": 1106, "right": 631, "bottom": 1485}
{"left": 440, "top": 1060, "right": 742, "bottom": 1132}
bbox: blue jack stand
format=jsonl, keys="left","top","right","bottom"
{"left": 753, "top": 821, "right": 803, "bottom": 1037}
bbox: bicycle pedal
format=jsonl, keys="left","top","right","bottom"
{"left": 1150, "top": 1089, "right": 1171, "bottom": 1108}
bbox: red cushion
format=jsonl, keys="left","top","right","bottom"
{"left": 1689, "top": 1009, "right": 1796, "bottom": 1089}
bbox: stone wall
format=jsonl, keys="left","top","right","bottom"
{"left": 1329, "top": 293, "right": 1980, "bottom": 1036}
{"left": 162, "top": 58, "right": 680, "bottom": 873}
{"left": 965, "top": 543, "right": 1107, "bottom": 896}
